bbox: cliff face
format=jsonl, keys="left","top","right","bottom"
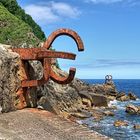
{"left": 0, "top": 44, "right": 21, "bottom": 112}
{"left": 0, "top": 44, "right": 111, "bottom": 116}
{"left": 0, "top": 44, "right": 84, "bottom": 113}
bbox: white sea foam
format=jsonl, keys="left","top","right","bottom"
{"left": 108, "top": 99, "right": 128, "bottom": 110}
{"left": 108, "top": 100, "right": 118, "bottom": 107}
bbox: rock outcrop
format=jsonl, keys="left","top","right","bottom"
{"left": 114, "top": 120, "right": 128, "bottom": 127}
{"left": 126, "top": 104, "right": 140, "bottom": 115}
{"left": 0, "top": 44, "right": 83, "bottom": 114}
{"left": 134, "top": 124, "right": 140, "bottom": 130}
{"left": 1, "top": 43, "right": 138, "bottom": 121}
{"left": 128, "top": 92, "right": 137, "bottom": 100}
{"left": 0, "top": 44, "right": 21, "bottom": 112}
{"left": 0, "top": 44, "right": 113, "bottom": 116}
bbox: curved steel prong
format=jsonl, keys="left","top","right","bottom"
{"left": 42, "top": 28, "right": 84, "bottom": 84}
{"left": 50, "top": 68, "right": 76, "bottom": 84}
{"left": 43, "top": 28, "right": 84, "bottom": 51}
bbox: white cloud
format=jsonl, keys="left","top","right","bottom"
{"left": 24, "top": 1, "right": 81, "bottom": 25}
{"left": 51, "top": 1, "right": 81, "bottom": 18}
{"left": 25, "top": 5, "right": 59, "bottom": 24}
{"left": 84, "top": 0, "right": 135, "bottom": 4}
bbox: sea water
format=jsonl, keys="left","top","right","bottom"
{"left": 80, "top": 79, "right": 140, "bottom": 140}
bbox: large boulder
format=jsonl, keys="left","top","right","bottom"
{"left": 126, "top": 104, "right": 140, "bottom": 115}
{"left": 134, "top": 124, "right": 140, "bottom": 130}
{"left": 78, "top": 91, "right": 109, "bottom": 107}
{"left": 37, "top": 80, "right": 83, "bottom": 114}
{"left": 114, "top": 120, "right": 128, "bottom": 127}
{"left": 78, "top": 91, "right": 93, "bottom": 108}
{"left": 89, "top": 93, "right": 109, "bottom": 107}
{"left": 93, "top": 83, "right": 118, "bottom": 97}
{"left": 0, "top": 44, "right": 38, "bottom": 112}
{"left": 116, "top": 92, "right": 126, "bottom": 99}
{"left": 128, "top": 92, "right": 137, "bottom": 100}
{"left": 117, "top": 95, "right": 130, "bottom": 102}
{"left": 103, "top": 111, "right": 115, "bottom": 116}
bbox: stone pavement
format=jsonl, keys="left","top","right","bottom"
{"left": 0, "top": 109, "right": 111, "bottom": 140}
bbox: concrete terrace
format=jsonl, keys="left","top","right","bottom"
{"left": 0, "top": 109, "right": 111, "bottom": 140}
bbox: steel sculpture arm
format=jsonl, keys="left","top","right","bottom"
{"left": 43, "top": 28, "right": 84, "bottom": 84}
{"left": 12, "top": 28, "right": 84, "bottom": 86}
{"left": 12, "top": 28, "right": 84, "bottom": 109}
{"left": 43, "top": 28, "right": 84, "bottom": 51}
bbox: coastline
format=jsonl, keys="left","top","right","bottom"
{"left": 1, "top": 45, "right": 140, "bottom": 139}
{"left": 79, "top": 79, "right": 140, "bottom": 140}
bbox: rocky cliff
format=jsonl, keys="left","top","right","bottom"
{"left": 1, "top": 43, "right": 138, "bottom": 122}
{"left": 0, "top": 44, "right": 21, "bottom": 112}
{"left": 0, "top": 44, "right": 112, "bottom": 117}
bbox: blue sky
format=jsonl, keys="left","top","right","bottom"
{"left": 17, "top": 0, "right": 140, "bottom": 79}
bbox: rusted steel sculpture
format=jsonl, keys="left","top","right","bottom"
{"left": 12, "top": 28, "right": 84, "bottom": 109}
{"left": 105, "top": 75, "right": 113, "bottom": 84}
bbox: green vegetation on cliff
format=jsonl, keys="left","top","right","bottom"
{"left": 0, "top": 0, "right": 46, "bottom": 47}
{"left": 0, "top": 4, "right": 40, "bottom": 47}
{"left": 0, "top": 0, "right": 45, "bottom": 41}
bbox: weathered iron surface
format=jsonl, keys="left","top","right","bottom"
{"left": 105, "top": 75, "right": 113, "bottom": 84}
{"left": 12, "top": 28, "right": 84, "bottom": 109}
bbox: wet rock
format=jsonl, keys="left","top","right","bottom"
{"left": 114, "top": 120, "right": 128, "bottom": 127}
{"left": 103, "top": 111, "right": 115, "bottom": 116}
{"left": 134, "top": 124, "right": 140, "bottom": 130}
{"left": 107, "top": 96, "right": 116, "bottom": 101}
{"left": 106, "top": 91, "right": 118, "bottom": 97}
{"left": 126, "top": 104, "right": 139, "bottom": 115}
{"left": 137, "top": 107, "right": 140, "bottom": 114}
{"left": 116, "top": 92, "right": 126, "bottom": 99}
{"left": 106, "top": 106, "right": 117, "bottom": 110}
{"left": 117, "top": 95, "right": 130, "bottom": 102}
{"left": 128, "top": 92, "right": 137, "bottom": 100}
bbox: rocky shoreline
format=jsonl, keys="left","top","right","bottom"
{"left": 0, "top": 43, "right": 140, "bottom": 139}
